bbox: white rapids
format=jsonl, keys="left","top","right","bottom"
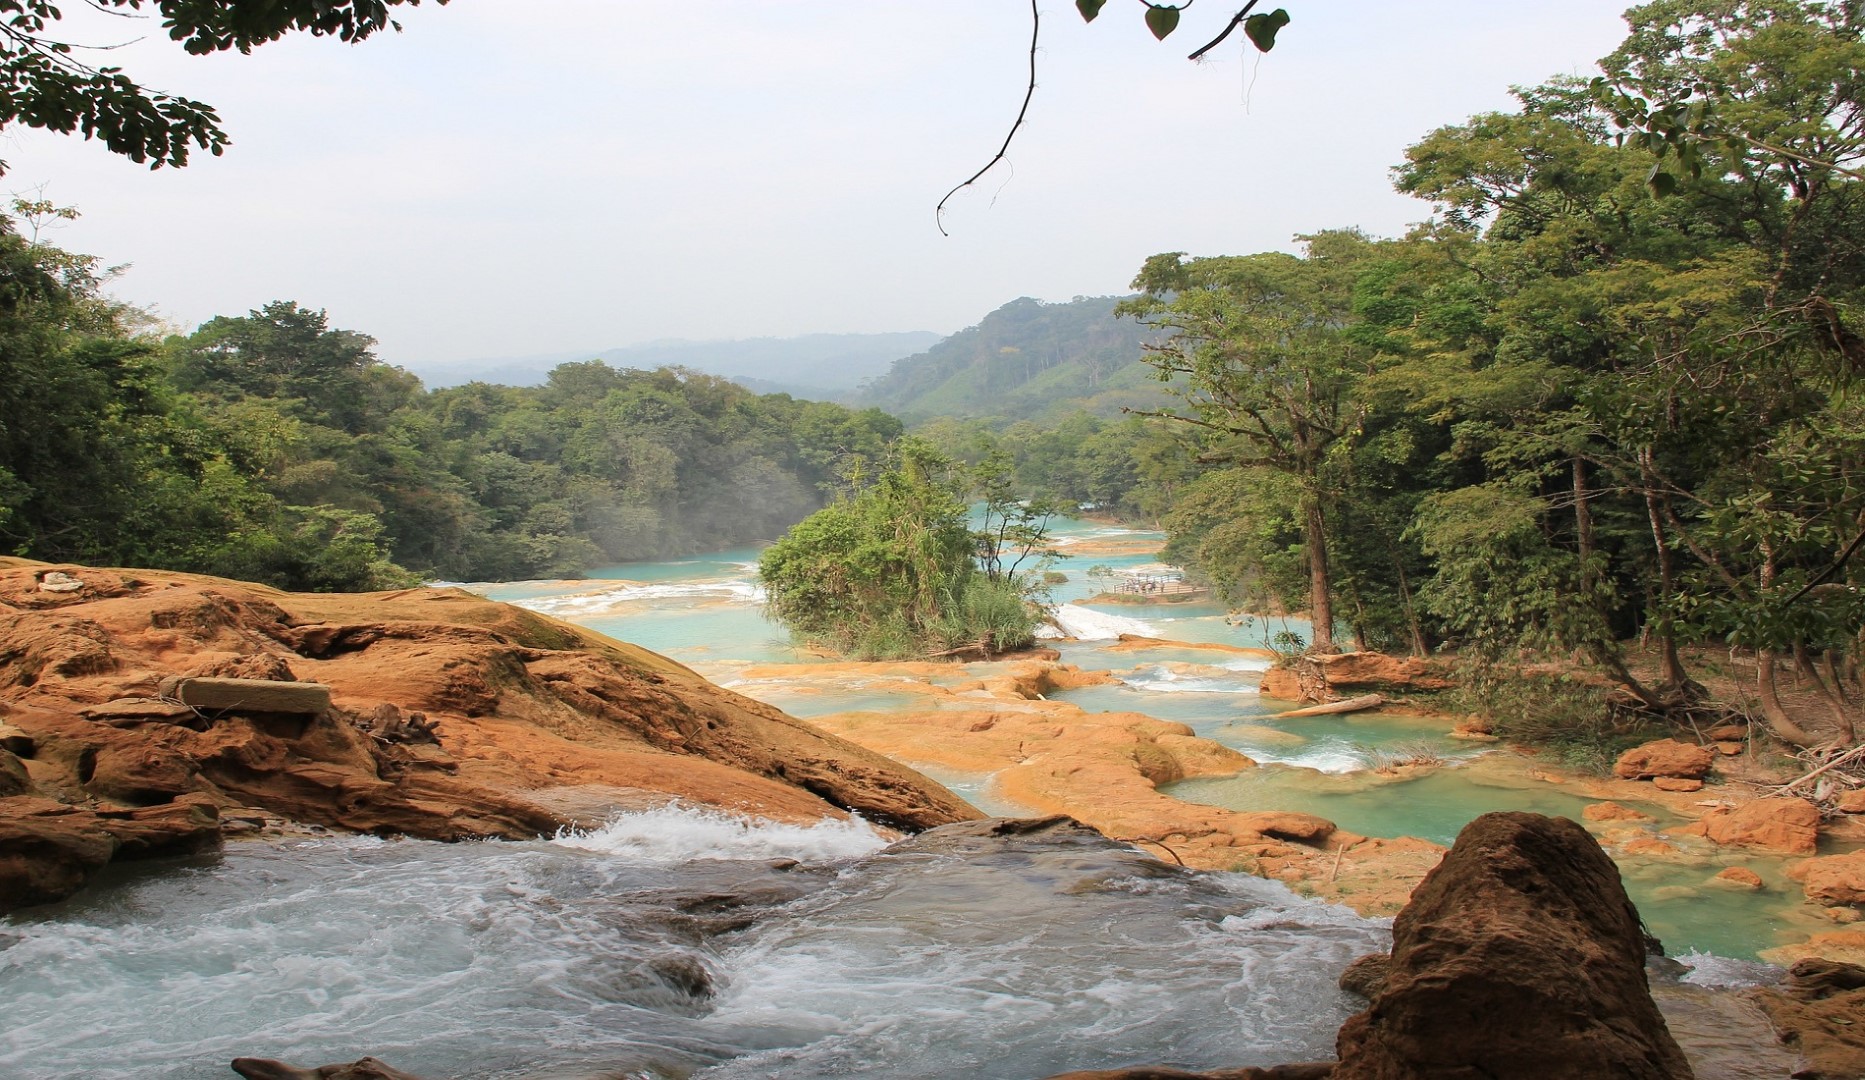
{"left": 0, "top": 806, "right": 1391, "bottom": 1080}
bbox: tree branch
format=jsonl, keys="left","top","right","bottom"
{"left": 1186, "top": 0, "right": 1257, "bottom": 61}
{"left": 935, "top": 0, "right": 1039, "bottom": 236}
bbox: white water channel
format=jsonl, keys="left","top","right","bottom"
{"left": 2, "top": 807, "right": 1387, "bottom": 1079}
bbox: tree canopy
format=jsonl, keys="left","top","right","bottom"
{"left": 0, "top": 0, "right": 443, "bottom": 172}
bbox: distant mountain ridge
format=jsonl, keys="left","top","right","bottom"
{"left": 856, "top": 296, "right": 1169, "bottom": 424}
{"left": 406, "top": 298, "right": 1169, "bottom": 425}
{"left": 411, "top": 331, "right": 943, "bottom": 393}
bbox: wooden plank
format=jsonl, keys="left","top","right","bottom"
{"left": 156, "top": 676, "right": 331, "bottom": 716}
{"left": 1271, "top": 693, "right": 1384, "bottom": 718}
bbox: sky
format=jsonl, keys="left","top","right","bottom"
{"left": 7, "top": 1, "right": 1638, "bottom": 377}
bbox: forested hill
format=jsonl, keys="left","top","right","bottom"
{"left": 417, "top": 332, "right": 942, "bottom": 395}
{"left": 856, "top": 297, "right": 1168, "bottom": 424}
{"left": 0, "top": 224, "right": 908, "bottom": 589}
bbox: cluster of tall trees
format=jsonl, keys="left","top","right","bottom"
{"left": 758, "top": 442, "right": 1053, "bottom": 660}
{"left": 0, "top": 226, "right": 902, "bottom": 589}
{"left": 949, "top": 1, "right": 1865, "bottom": 745}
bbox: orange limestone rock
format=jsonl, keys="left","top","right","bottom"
{"left": 1791, "top": 851, "right": 1865, "bottom": 907}
{"left": 1613, "top": 738, "right": 1714, "bottom": 781}
{"left": 1710, "top": 866, "right": 1765, "bottom": 890}
{"left": 1677, "top": 796, "right": 1820, "bottom": 855}
{"left": 1583, "top": 801, "right": 1654, "bottom": 823}
{"left": 1258, "top": 651, "right": 1454, "bottom": 704}
{"left": 0, "top": 559, "right": 979, "bottom": 910}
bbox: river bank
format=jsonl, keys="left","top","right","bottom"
{"left": 479, "top": 518, "right": 1865, "bottom": 965}
{"left": 0, "top": 521, "right": 1855, "bottom": 1077}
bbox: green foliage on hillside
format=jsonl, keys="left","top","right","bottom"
{"left": 0, "top": 223, "right": 902, "bottom": 590}
{"left": 857, "top": 296, "right": 1167, "bottom": 424}
{"left": 758, "top": 442, "right": 1051, "bottom": 660}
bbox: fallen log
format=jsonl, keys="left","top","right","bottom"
{"left": 1272, "top": 693, "right": 1383, "bottom": 719}
{"left": 155, "top": 676, "right": 331, "bottom": 716}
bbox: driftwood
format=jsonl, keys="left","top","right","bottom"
{"left": 156, "top": 676, "right": 331, "bottom": 716}
{"left": 1273, "top": 693, "right": 1384, "bottom": 719}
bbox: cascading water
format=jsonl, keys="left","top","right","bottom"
{"left": 4, "top": 516, "right": 1815, "bottom": 1080}
{"left": 1, "top": 809, "right": 1389, "bottom": 1079}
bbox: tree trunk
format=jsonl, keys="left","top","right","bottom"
{"left": 1305, "top": 497, "right": 1337, "bottom": 653}
{"left": 1638, "top": 452, "right": 1699, "bottom": 701}
{"left": 1574, "top": 455, "right": 1596, "bottom": 588}
{"left": 1758, "top": 648, "right": 1823, "bottom": 747}
{"left": 1797, "top": 642, "right": 1858, "bottom": 744}
{"left": 1393, "top": 552, "right": 1426, "bottom": 657}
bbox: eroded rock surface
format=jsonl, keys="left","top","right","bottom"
{"left": 1789, "top": 850, "right": 1865, "bottom": 906}
{"left": 0, "top": 559, "right": 979, "bottom": 910}
{"left": 1747, "top": 958, "right": 1865, "bottom": 1080}
{"left": 1614, "top": 739, "right": 1715, "bottom": 782}
{"left": 1257, "top": 652, "right": 1453, "bottom": 704}
{"left": 1675, "top": 796, "right": 1819, "bottom": 855}
{"left": 1331, "top": 812, "right": 1692, "bottom": 1079}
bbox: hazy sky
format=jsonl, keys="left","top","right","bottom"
{"left": 11, "top": 1, "right": 1636, "bottom": 375}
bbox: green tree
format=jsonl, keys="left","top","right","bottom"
{"left": 0, "top": 0, "right": 445, "bottom": 172}
{"left": 1119, "top": 230, "right": 1383, "bottom": 652}
{"left": 758, "top": 441, "right": 1044, "bottom": 660}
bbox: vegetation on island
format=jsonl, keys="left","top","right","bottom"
{"left": 757, "top": 442, "right": 1056, "bottom": 660}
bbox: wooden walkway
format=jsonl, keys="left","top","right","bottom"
{"left": 1110, "top": 578, "right": 1204, "bottom": 598}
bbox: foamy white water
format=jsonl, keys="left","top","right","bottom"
{"left": 1247, "top": 744, "right": 1371, "bottom": 774}
{"left": 517, "top": 578, "right": 764, "bottom": 617}
{"left": 1122, "top": 663, "right": 1263, "bottom": 695}
{"left": 0, "top": 808, "right": 1389, "bottom": 1080}
{"left": 552, "top": 805, "right": 889, "bottom": 862}
{"left": 1042, "top": 604, "right": 1161, "bottom": 641}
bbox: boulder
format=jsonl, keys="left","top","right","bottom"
{"left": 1680, "top": 797, "right": 1820, "bottom": 855}
{"left": 1583, "top": 801, "right": 1652, "bottom": 823}
{"left": 1331, "top": 812, "right": 1691, "bottom": 1080}
{"left": 1790, "top": 850, "right": 1865, "bottom": 906}
{"left": 1748, "top": 958, "right": 1865, "bottom": 1080}
{"left": 0, "top": 792, "right": 222, "bottom": 908}
{"left": 231, "top": 1058, "right": 428, "bottom": 1080}
{"left": 1652, "top": 777, "right": 1704, "bottom": 793}
{"left": 1614, "top": 739, "right": 1714, "bottom": 781}
{"left": 1835, "top": 789, "right": 1865, "bottom": 815}
{"left": 1260, "top": 652, "right": 1453, "bottom": 704}
{"left": 1709, "top": 867, "right": 1764, "bottom": 890}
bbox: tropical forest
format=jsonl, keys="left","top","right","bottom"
{"left": 3, "top": 2, "right": 1865, "bottom": 1079}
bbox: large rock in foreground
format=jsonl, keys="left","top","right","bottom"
{"left": 0, "top": 560, "right": 980, "bottom": 910}
{"left": 1332, "top": 811, "right": 1691, "bottom": 1079}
